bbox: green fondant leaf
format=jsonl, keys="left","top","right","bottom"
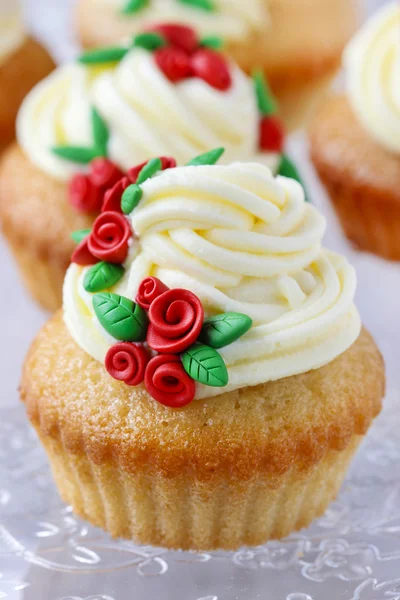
{"left": 252, "top": 69, "right": 278, "bottom": 116}
{"left": 133, "top": 32, "right": 166, "bottom": 50}
{"left": 93, "top": 292, "right": 148, "bottom": 341}
{"left": 121, "top": 184, "right": 143, "bottom": 214}
{"left": 121, "top": 0, "right": 148, "bottom": 14}
{"left": 52, "top": 146, "right": 101, "bottom": 164}
{"left": 181, "top": 343, "right": 228, "bottom": 387}
{"left": 91, "top": 108, "right": 109, "bottom": 155}
{"left": 78, "top": 47, "right": 129, "bottom": 65}
{"left": 84, "top": 262, "right": 125, "bottom": 293}
{"left": 200, "top": 35, "right": 224, "bottom": 50}
{"left": 136, "top": 157, "right": 162, "bottom": 184}
{"left": 199, "top": 312, "right": 252, "bottom": 349}
{"left": 186, "top": 147, "right": 225, "bottom": 167}
{"left": 278, "top": 154, "right": 309, "bottom": 202}
{"left": 71, "top": 228, "right": 91, "bottom": 244}
{"left": 178, "top": 0, "right": 215, "bottom": 11}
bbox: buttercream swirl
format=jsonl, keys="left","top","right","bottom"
{"left": 344, "top": 1, "right": 400, "bottom": 154}
{"left": 0, "top": 2, "right": 25, "bottom": 66}
{"left": 100, "top": 0, "right": 269, "bottom": 41}
{"left": 64, "top": 162, "right": 361, "bottom": 400}
{"left": 17, "top": 47, "right": 276, "bottom": 181}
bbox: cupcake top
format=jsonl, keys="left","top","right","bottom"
{"left": 91, "top": 0, "right": 269, "bottom": 43}
{"left": 344, "top": 1, "right": 400, "bottom": 155}
{"left": 63, "top": 152, "right": 361, "bottom": 407}
{"left": 0, "top": 1, "right": 25, "bottom": 65}
{"left": 17, "top": 25, "right": 283, "bottom": 186}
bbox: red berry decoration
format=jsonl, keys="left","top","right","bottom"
{"left": 259, "top": 115, "right": 285, "bottom": 153}
{"left": 136, "top": 277, "right": 170, "bottom": 310}
{"left": 90, "top": 158, "right": 123, "bottom": 189}
{"left": 128, "top": 156, "right": 177, "bottom": 183}
{"left": 148, "top": 24, "right": 198, "bottom": 54}
{"left": 144, "top": 354, "right": 196, "bottom": 408}
{"left": 88, "top": 211, "right": 131, "bottom": 264}
{"left": 105, "top": 342, "right": 149, "bottom": 386}
{"left": 71, "top": 238, "right": 98, "bottom": 266}
{"left": 69, "top": 174, "right": 103, "bottom": 214}
{"left": 190, "top": 48, "right": 231, "bottom": 91}
{"left": 102, "top": 177, "right": 131, "bottom": 212}
{"left": 154, "top": 47, "right": 193, "bottom": 83}
{"left": 147, "top": 288, "right": 204, "bottom": 354}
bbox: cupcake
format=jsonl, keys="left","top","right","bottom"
{"left": 21, "top": 153, "right": 385, "bottom": 551}
{"left": 75, "top": 0, "right": 359, "bottom": 130}
{"left": 0, "top": 0, "right": 54, "bottom": 154}
{"left": 309, "top": 2, "right": 400, "bottom": 261}
{"left": 0, "top": 24, "right": 303, "bottom": 311}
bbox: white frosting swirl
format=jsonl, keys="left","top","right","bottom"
{"left": 17, "top": 47, "right": 277, "bottom": 181}
{"left": 0, "top": 2, "right": 25, "bottom": 66}
{"left": 344, "top": 1, "right": 400, "bottom": 154}
{"left": 64, "top": 163, "right": 361, "bottom": 400}
{"left": 99, "top": 0, "right": 269, "bottom": 41}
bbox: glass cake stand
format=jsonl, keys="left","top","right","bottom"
{"left": 1, "top": 1, "right": 399, "bottom": 598}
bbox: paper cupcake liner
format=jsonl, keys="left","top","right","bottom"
{"left": 37, "top": 428, "right": 361, "bottom": 551}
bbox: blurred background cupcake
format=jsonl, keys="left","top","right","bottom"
{"left": 75, "top": 0, "right": 360, "bottom": 130}
{"left": 0, "top": 0, "right": 54, "bottom": 154}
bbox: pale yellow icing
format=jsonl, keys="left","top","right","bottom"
{"left": 63, "top": 162, "right": 361, "bottom": 400}
{"left": 17, "top": 47, "right": 278, "bottom": 181}
{"left": 0, "top": 3, "right": 25, "bottom": 66}
{"left": 344, "top": 1, "right": 400, "bottom": 154}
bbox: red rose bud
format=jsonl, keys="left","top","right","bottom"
{"left": 71, "top": 237, "right": 98, "bottom": 266}
{"left": 88, "top": 211, "right": 131, "bottom": 264}
{"left": 136, "top": 277, "right": 170, "bottom": 310}
{"left": 105, "top": 342, "right": 149, "bottom": 386}
{"left": 160, "top": 156, "right": 177, "bottom": 170}
{"left": 144, "top": 354, "right": 196, "bottom": 408}
{"left": 148, "top": 24, "right": 198, "bottom": 54}
{"left": 190, "top": 48, "right": 231, "bottom": 91}
{"left": 128, "top": 156, "right": 177, "bottom": 183}
{"left": 90, "top": 158, "right": 124, "bottom": 189}
{"left": 154, "top": 47, "right": 193, "bottom": 83}
{"left": 147, "top": 288, "right": 204, "bottom": 354}
{"left": 102, "top": 177, "right": 131, "bottom": 212}
{"left": 259, "top": 115, "right": 285, "bottom": 153}
{"left": 69, "top": 174, "right": 103, "bottom": 214}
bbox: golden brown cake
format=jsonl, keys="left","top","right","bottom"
{"left": 0, "top": 25, "right": 303, "bottom": 311}
{"left": 75, "top": 0, "right": 359, "bottom": 130}
{"left": 309, "top": 3, "right": 400, "bottom": 261}
{"left": 20, "top": 156, "right": 385, "bottom": 550}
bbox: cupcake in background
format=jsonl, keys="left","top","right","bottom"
{"left": 0, "top": 24, "right": 303, "bottom": 311}
{"left": 309, "top": 2, "right": 400, "bottom": 261}
{"left": 75, "top": 0, "right": 359, "bottom": 130}
{"left": 21, "top": 152, "right": 385, "bottom": 551}
{"left": 0, "top": 0, "right": 54, "bottom": 154}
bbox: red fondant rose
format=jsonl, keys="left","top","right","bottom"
{"left": 71, "top": 237, "right": 97, "bottom": 266}
{"left": 69, "top": 174, "right": 103, "bottom": 213}
{"left": 90, "top": 158, "right": 124, "bottom": 189}
{"left": 148, "top": 24, "right": 198, "bottom": 54}
{"left": 136, "top": 277, "right": 170, "bottom": 310}
{"left": 191, "top": 48, "right": 231, "bottom": 91}
{"left": 102, "top": 176, "right": 131, "bottom": 213}
{"left": 154, "top": 47, "right": 193, "bottom": 83}
{"left": 128, "top": 156, "right": 177, "bottom": 183}
{"left": 144, "top": 354, "right": 195, "bottom": 408}
{"left": 105, "top": 342, "right": 149, "bottom": 386}
{"left": 259, "top": 115, "right": 285, "bottom": 153}
{"left": 88, "top": 211, "right": 131, "bottom": 263}
{"left": 147, "top": 288, "right": 204, "bottom": 353}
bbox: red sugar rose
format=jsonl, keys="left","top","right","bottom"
{"left": 136, "top": 277, "right": 170, "bottom": 310}
{"left": 144, "top": 354, "right": 196, "bottom": 408}
{"left": 148, "top": 24, "right": 198, "bottom": 54}
{"left": 88, "top": 211, "right": 131, "bottom": 264}
{"left": 69, "top": 174, "right": 103, "bottom": 213}
{"left": 71, "top": 237, "right": 97, "bottom": 266}
{"left": 259, "top": 115, "right": 285, "bottom": 153}
{"left": 90, "top": 158, "right": 123, "bottom": 189}
{"left": 147, "top": 288, "right": 204, "bottom": 353}
{"left": 102, "top": 177, "right": 131, "bottom": 213}
{"left": 105, "top": 342, "right": 149, "bottom": 386}
{"left": 128, "top": 156, "right": 177, "bottom": 183}
{"left": 190, "top": 48, "right": 231, "bottom": 91}
{"left": 154, "top": 46, "right": 193, "bottom": 83}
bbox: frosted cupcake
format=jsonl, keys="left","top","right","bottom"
{"left": 310, "top": 2, "right": 400, "bottom": 261}
{"left": 75, "top": 0, "right": 359, "bottom": 130}
{"left": 0, "top": 24, "right": 302, "bottom": 311}
{"left": 0, "top": 0, "right": 54, "bottom": 153}
{"left": 21, "top": 152, "right": 385, "bottom": 551}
